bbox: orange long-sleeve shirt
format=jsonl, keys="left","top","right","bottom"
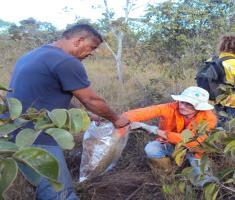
{"left": 124, "top": 102, "right": 217, "bottom": 155}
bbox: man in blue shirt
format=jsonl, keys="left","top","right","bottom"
{"left": 8, "top": 24, "right": 129, "bottom": 200}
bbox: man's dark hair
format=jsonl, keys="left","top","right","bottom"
{"left": 62, "top": 24, "right": 103, "bottom": 42}
{"left": 218, "top": 34, "right": 235, "bottom": 54}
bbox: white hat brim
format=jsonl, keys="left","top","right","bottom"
{"left": 195, "top": 102, "right": 214, "bottom": 111}
{"left": 171, "top": 95, "right": 214, "bottom": 111}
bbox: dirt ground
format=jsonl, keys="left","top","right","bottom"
{"left": 66, "top": 130, "right": 166, "bottom": 200}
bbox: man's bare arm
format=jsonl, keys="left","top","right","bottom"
{"left": 72, "top": 87, "right": 129, "bottom": 128}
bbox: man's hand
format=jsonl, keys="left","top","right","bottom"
{"left": 113, "top": 116, "right": 130, "bottom": 128}
{"left": 157, "top": 129, "right": 167, "bottom": 139}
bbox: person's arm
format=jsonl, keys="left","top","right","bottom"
{"left": 123, "top": 104, "right": 166, "bottom": 122}
{"left": 53, "top": 58, "right": 129, "bottom": 128}
{"left": 72, "top": 87, "right": 129, "bottom": 128}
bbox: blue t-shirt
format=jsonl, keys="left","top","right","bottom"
{"left": 8, "top": 45, "right": 90, "bottom": 145}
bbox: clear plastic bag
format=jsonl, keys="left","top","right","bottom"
{"left": 79, "top": 122, "right": 129, "bottom": 182}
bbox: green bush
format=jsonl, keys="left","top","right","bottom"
{"left": 0, "top": 83, "right": 90, "bottom": 200}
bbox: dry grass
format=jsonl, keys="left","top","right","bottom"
{"left": 0, "top": 41, "right": 196, "bottom": 112}
{"left": 79, "top": 58, "right": 196, "bottom": 112}
{"left": 0, "top": 38, "right": 35, "bottom": 84}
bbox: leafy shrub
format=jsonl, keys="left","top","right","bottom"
{"left": 0, "top": 83, "right": 90, "bottom": 199}
{"left": 173, "top": 119, "right": 235, "bottom": 200}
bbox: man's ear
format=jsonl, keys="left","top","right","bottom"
{"left": 73, "top": 37, "right": 85, "bottom": 47}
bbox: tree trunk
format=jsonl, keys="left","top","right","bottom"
{"left": 116, "top": 32, "right": 124, "bottom": 83}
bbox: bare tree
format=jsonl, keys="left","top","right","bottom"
{"left": 103, "top": 0, "right": 136, "bottom": 83}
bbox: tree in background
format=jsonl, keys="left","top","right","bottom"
{"left": 8, "top": 18, "right": 58, "bottom": 46}
{"left": 101, "top": 0, "right": 138, "bottom": 83}
{"left": 143, "top": 0, "right": 235, "bottom": 64}
{"left": 0, "top": 18, "right": 59, "bottom": 84}
{"left": 0, "top": 0, "right": 234, "bottom": 85}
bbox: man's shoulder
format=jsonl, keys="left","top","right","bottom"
{"left": 38, "top": 45, "right": 73, "bottom": 59}
{"left": 36, "top": 45, "right": 83, "bottom": 69}
{"left": 19, "top": 45, "right": 73, "bottom": 63}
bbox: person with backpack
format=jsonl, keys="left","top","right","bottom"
{"left": 123, "top": 86, "right": 217, "bottom": 186}
{"left": 196, "top": 35, "right": 235, "bottom": 123}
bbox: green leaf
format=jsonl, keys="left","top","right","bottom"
{"left": 48, "top": 109, "right": 67, "bottom": 128}
{"left": 226, "top": 119, "right": 235, "bottom": 131}
{"left": 7, "top": 98, "right": 22, "bottom": 120}
{"left": 0, "top": 83, "right": 11, "bottom": 92}
{"left": 0, "top": 123, "right": 21, "bottom": 137}
{"left": 196, "top": 121, "right": 208, "bottom": 135}
{"left": 80, "top": 110, "right": 90, "bottom": 132}
{"left": 0, "top": 119, "right": 7, "bottom": 126}
{"left": 172, "top": 146, "right": 185, "bottom": 158}
{"left": 45, "top": 128, "right": 75, "bottom": 150}
{"left": 201, "top": 141, "right": 218, "bottom": 153}
{"left": 206, "top": 130, "right": 226, "bottom": 144}
{"left": 0, "top": 104, "right": 7, "bottom": 114}
{"left": 14, "top": 118, "right": 30, "bottom": 126}
{"left": 178, "top": 181, "right": 185, "bottom": 193}
{"left": 216, "top": 94, "right": 227, "bottom": 104}
{"left": 216, "top": 168, "right": 235, "bottom": 181}
{"left": 181, "top": 129, "right": 192, "bottom": 143}
{"left": 185, "top": 184, "right": 195, "bottom": 200}
{"left": 222, "top": 135, "right": 235, "bottom": 144}
{"left": 175, "top": 149, "right": 187, "bottom": 166}
{"left": 0, "top": 158, "right": 18, "bottom": 199}
{"left": 204, "top": 183, "right": 219, "bottom": 200}
{"left": 67, "top": 108, "right": 83, "bottom": 134}
{"left": 0, "top": 140, "right": 19, "bottom": 152}
{"left": 15, "top": 128, "right": 39, "bottom": 147}
{"left": 34, "top": 117, "right": 54, "bottom": 131}
{"left": 181, "top": 167, "right": 194, "bottom": 178}
{"left": 224, "top": 140, "right": 235, "bottom": 153}
{"left": 200, "top": 155, "right": 209, "bottom": 174}
{"left": 218, "top": 111, "right": 228, "bottom": 118}
{"left": 174, "top": 141, "right": 184, "bottom": 149}
{"left": 162, "top": 184, "right": 174, "bottom": 194}
{"left": 232, "top": 149, "right": 235, "bottom": 159}
{"left": 26, "top": 108, "right": 45, "bottom": 120}
{"left": 13, "top": 147, "right": 60, "bottom": 186}
{"left": 218, "top": 84, "right": 231, "bottom": 91}
{"left": 224, "top": 178, "right": 234, "bottom": 184}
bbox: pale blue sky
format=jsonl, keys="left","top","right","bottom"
{"left": 0, "top": 0, "right": 163, "bottom": 29}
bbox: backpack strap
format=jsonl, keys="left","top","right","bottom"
{"left": 219, "top": 55, "right": 235, "bottom": 62}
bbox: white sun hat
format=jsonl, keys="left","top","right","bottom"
{"left": 171, "top": 86, "right": 214, "bottom": 111}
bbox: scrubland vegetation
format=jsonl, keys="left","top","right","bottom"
{"left": 0, "top": 0, "right": 234, "bottom": 199}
